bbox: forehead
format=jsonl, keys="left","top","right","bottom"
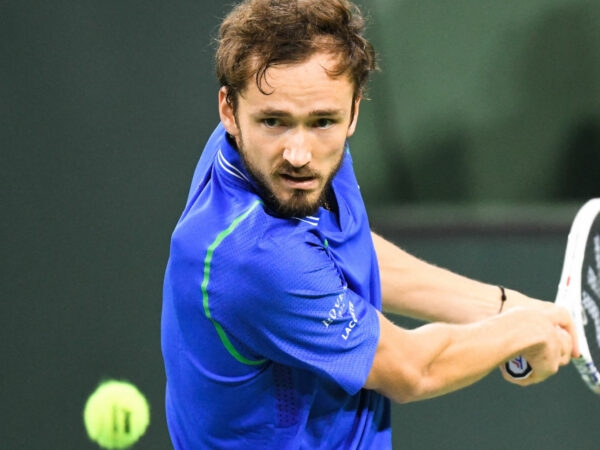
{"left": 239, "top": 52, "right": 355, "bottom": 112}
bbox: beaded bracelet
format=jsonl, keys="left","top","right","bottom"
{"left": 498, "top": 285, "right": 507, "bottom": 313}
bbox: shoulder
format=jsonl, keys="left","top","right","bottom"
{"left": 194, "top": 208, "right": 345, "bottom": 307}
{"left": 222, "top": 213, "right": 338, "bottom": 287}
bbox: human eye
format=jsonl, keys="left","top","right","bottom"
{"left": 262, "top": 118, "right": 282, "bottom": 128}
{"left": 313, "top": 118, "right": 335, "bottom": 129}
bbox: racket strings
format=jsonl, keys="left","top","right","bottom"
{"left": 584, "top": 233, "right": 600, "bottom": 305}
{"left": 582, "top": 292, "right": 600, "bottom": 349}
{"left": 588, "top": 266, "right": 600, "bottom": 299}
{"left": 594, "top": 235, "right": 600, "bottom": 283}
{"left": 581, "top": 222, "right": 600, "bottom": 382}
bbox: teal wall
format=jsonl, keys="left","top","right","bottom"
{"left": 2, "top": 1, "right": 599, "bottom": 448}
{"left": 352, "top": 0, "right": 600, "bottom": 205}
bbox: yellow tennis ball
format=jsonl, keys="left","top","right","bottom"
{"left": 83, "top": 380, "right": 150, "bottom": 449}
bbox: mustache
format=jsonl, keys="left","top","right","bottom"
{"left": 276, "top": 161, "right": 319, "bottom": 178}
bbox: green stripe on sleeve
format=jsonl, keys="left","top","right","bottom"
{"left": 201, "top": 200, "right": 267, "bottom": 366}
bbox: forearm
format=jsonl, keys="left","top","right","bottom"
{"left": 372, "top": 232, "right": 539, "bottom": 323}
{"left": 366, "top": 308, "right": 571, "bottom": 403}
{"left": 399, "top": 319, "right": 521, "bottom": 400}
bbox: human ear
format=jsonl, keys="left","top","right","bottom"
{"left": 218, "top": 87, "right": 239, "bottom": 137}
{"left": 347, "top": 96, "right": 361, "bottom": 137}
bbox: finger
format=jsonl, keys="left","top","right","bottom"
{"left": 568, "top": 323, "right": 581, "bottom": 359}
{"left": 558, "top": 328, "right": 573, "bottom": 366}
{"left": 555, "top": 306, "right": 580, "bottom": 358}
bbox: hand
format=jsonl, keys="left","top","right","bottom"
{"left": 499, "top": 305, "right": 578, "bottom": 385}
{"left": 504, "top": 298, "right": 580, "bottom": 359}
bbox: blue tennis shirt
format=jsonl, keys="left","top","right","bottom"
{"left": 161, "top": 124, "right": 391, "bottom": 449}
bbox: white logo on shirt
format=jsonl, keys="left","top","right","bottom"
{"left": 321, "top": 294, "right": 347, "bottom": 328}
{"left": 341, "top": 301, "right": 358, "bottom": 341}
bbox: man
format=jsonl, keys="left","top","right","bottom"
{"left": 161, "top": 1, "right": 578, "bottom": 448}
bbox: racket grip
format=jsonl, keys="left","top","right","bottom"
{"left": 505, "top": 356, "right": 533, "bottom": 379}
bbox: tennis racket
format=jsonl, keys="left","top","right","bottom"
{"left": 505, "top": 198, "right": 600, "bottom": 394}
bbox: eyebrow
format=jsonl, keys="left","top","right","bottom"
{"left": 256, "top": 108, "right": 345, "bottom": 118}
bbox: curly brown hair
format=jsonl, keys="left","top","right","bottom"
{"left": 216, "top": 0, "right": 378, "bottom": 112}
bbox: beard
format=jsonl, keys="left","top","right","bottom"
{"left": 233, "top": 135, "right": 344, "bottom": 218}
{"left": 256, "top": 177, "right": 326, "bottom": 218}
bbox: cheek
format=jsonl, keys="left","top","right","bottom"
{"left": 241, "top": 135, "right": 280, "bottom": 171}
{"left": 324, "top": 139, "right": 347, "bottom": 163}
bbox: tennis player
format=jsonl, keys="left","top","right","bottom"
{"left": 161, "top": 1, "right": 579, "bottom": 448}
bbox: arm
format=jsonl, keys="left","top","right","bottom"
{"left": 364, "top": 307, "right": 574, "bottom": 403}
{"left": 372, "top": 231, "right": 546, "bottom": 323}
{"left": 370, "top": 231, "right": 580, "bottom": 398}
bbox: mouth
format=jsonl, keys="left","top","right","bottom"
{"left": 279, "top": 173, "right": 319, "bottom": 190}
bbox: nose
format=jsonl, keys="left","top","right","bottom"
{"left": 283, "top": 147, "right": 311, "bottom": 167}
{"left": 282, "top": 132, "right": 311, "bottom": 167}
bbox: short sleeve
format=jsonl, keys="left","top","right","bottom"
{"left": 206, "top": 228, "right": 380, "bottom": 395}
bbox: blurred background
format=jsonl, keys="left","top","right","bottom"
{"left": 2, "top": 0, "right": 599, "bottom": 448}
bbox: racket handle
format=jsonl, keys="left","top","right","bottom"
{"left": 505, "top": 356, "right": 533, "bottom": 379}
